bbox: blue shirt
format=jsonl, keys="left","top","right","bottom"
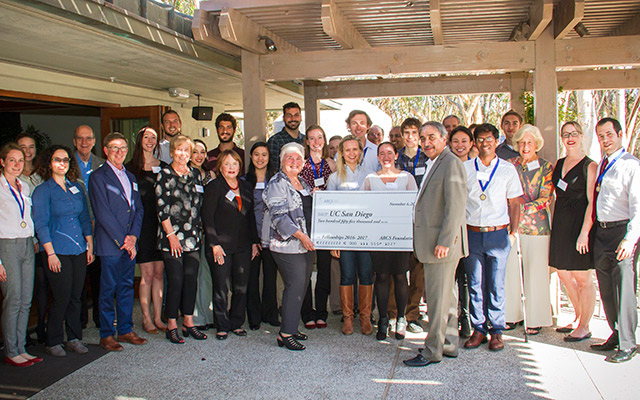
{"left": 76, "top": 152, "right": 94, "bottom": 186}
{"left": 32, "top": 178, "right": 93, "bottom": 255}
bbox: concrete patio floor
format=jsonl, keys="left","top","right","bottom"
{"left": 31, "top": 305, "right": 639, "bottom": 400}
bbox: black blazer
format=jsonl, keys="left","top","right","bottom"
{"left": 201, "top": 177, "right": 258, "bottom": 253}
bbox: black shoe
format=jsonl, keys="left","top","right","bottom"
{"left": 182, "top": 326, "right": 207, "bottom": 340}
{"left": 590, "top": 333, "right": 619, "bottom": 351}
{"left": 605, "top": 347, "right": 637, "bottom": 363}
{"left": 563, "top": 332, "right": 592, "bottom": 342}
{"left": 277, "top": 333, "right": 305, "bottom": 351}
{"left": 459, "top": 315, "right": 472, "bottom": 338}
{"left": 250, "top": 324, "right": 260, "bottom": 331}
{"left": 403, "top": 354, "right": 440, "bottom": 367}
{"left": 166, "top": 328, "right": 185, "bottom": 344}
{"left": 216, "top": 332, "right": 228, "bottom": 340}
{"left": 376, "top": 317, "right": 389, "bottom": 341}
{"left": 195, "top": 325, "right": 210, "bottom": 331}
{"left": 232, "top": 329, "right": 247, "bottom": 337}
{"left": 504, "top": 321, "right": 521, "bottom": 331}
{"left": 294, "top": 332, "right": 308, "bottom": 341}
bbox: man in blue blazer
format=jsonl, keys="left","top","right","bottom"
{"left": 89, "top": 132, "right": 146, "bottom": 351}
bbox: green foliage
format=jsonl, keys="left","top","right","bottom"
{"left": 520, "top": 87, "right": 579, "bottom": 125}
{"left": 157, "top": 0, "right": 196, "bottom": 15}
{"left": 0, "top": 124, "right": 51, "bottom": 151}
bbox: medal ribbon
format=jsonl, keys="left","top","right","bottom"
{"left": 310, "top": 157, "right": 324, "bottom": 179}
{"left": 596, "top": 149, "right": 624, "bottom": 189}
{"left": 475, "top": 158, "right": 500, "bottom": 193}
{"left": 7, "top": 179, "right": 25, "bottom": 222}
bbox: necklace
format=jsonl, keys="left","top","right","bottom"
{"left": 227, "top": 179, "right": 239, "bottom": 190}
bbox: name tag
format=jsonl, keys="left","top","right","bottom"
{"left": 255, "top": 182, "right": 265, "bottom": 190}
{"left": 414, "top": 167, "right": 426, "bottom": 176}
{"left": 225, "top": 190, "right": 236, "bottom": 202}
{"left": 527, "top": 160, "right": 540, "bottom": 171}
{"left": 557, "top": 179, "right": 568, "bottom": 191}
{"left": 299, "top": 189, "right": 310, "bottom": 196}
{"left": 152, "top": 166, "right": 161, "bottom": 173}
{"left": 132, "top": 182, "right": 138, "bottom": 191}
{"left": 385, "top": 182, "right": 398, "bottom": 189}
{"left": 69, "top": 186, "right": 80, "bottom": 194}
{"left": 476, "top": 171, "right": 490, "bottom": 181}
{"left": 195, "top": 185, "right": 204, "bottom": 193}
{"left": 314, "top": 177, "right": 325, "bottom": 187}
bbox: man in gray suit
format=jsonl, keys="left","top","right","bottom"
{"left": 404, "top": 121, "right": 468, "bottom": 367}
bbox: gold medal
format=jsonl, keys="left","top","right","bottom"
{"left": 20, "top": 221, "right": 27, "bottom": 228}
{"left": 595, "top": 185, "right": 600, "bottom": 192}
{"left": 480, "top": 193, "right": 487, "bottom": 201}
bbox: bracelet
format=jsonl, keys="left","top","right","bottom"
{"left": 47, "top": 253, "right": 55, "bottom": 257}
{"left": 166, "top": 231, "right": 175, "bottom": 237}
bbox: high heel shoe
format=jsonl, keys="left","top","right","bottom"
{"left": 294, "top": 332, "right": 308, "bottom": 341}
{"left": 166, "top": 328, "right": 185, "bottom": 344}
{"left": 277, "top": 333, "right": 305, "bottom": 350}
{"left": 377, "top": 317, "right": 389, "bottom": 341}
{"left": 183, "top": 326, "right": 207, "bottom": 340}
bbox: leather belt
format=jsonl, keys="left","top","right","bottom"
{"left": 597, "top": 220, "right": 629, "bottom": 229}
{"left": 467, "top": 224, "right": 509, "bottom": 233}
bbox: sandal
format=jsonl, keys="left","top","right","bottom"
{"left": 165, "top": 328, "right": 185, "bottom": 344}
{"left": 526, "top": 327, "right": 541, "bottom": 335}
{"left": 183, "top": 325, "right": 208, "bottom": 340}
{"left": 277, "top": 333, "right": 305, "bottom": 351}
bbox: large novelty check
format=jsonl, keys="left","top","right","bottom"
{"left": 311, "top": 191, "right": 417, "bottom": 251}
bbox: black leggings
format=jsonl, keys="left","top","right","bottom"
{"left": 375, "top": 273, "right": 408, "bottom": 320}
{"left": 301, "top": 249, "right": 332, "bottom": 322}
{"left": 162, "top": 251, "right": 200, "bottom": 320}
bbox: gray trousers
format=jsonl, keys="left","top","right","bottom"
{"left": 272, "top": 251, "right": 314, "bottom": 335}
{"left": 423, "top": 259, "right": 460, "bottom": 362}
{"left": 0, "top": 237, "right": 35, "bottom": 357}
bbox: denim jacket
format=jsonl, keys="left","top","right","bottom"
{"left": 262, "top": 171, "right": 312, "bottom": 254}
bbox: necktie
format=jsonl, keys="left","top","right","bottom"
{"left": 592, "top": 158, "right": 608, "bottom": 222}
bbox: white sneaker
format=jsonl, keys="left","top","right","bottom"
{"left": 395, "top": 317, "right": 407, "bottom": 339}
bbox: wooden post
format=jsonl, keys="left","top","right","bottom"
{"left": 304, "top": 80, "right": 320, "bottom": 128}
{"left": 242, "top": 50, "right": 267, "bottom": 168}
{"left": 533, "top": 25, "right": 558, "bottom": 163}
{"left": 509, "top": 72, "right": 527, "bottom": 118}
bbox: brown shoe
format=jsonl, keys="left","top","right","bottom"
{"left": 358, "top": 284, "right": 374, "bottom": 335}
{"left": 117, "top": 331, "right": 148, "bottom": 345}
{"left": 100, "top": 336, "right": 124, "bottom": 352}
{"left": 340, "top": 285, "right": 354, "bottom": 335}
{"left": 489, "top": 333, "right": 504, "bottom": 351}
{"left": 464, "top": 331, "right": 487, "bottom": 349}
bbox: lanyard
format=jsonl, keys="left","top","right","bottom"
{"left": 310, "top": 157, "right": 324, "bottom": 179}
{"left": 475, "top": 157, "right": 500, "bottom": 193}
{"left": 7, "top": 178, "right": 25, "bottom": 221}
{"left": 400, "top": 147, "right": 421, "bottom": 174}
{"left": 596, "top": 149, "right": 624, "bottom": 189}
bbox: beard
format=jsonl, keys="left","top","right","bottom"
{"left": 218, "top": 134, "right": 233, "bottom": 143}
{"left": 285, "top": 119, "right": 300, "bottom": 131}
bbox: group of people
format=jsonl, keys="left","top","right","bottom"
{"left": 1, "top": 100, "right": 638, "bottom": 368}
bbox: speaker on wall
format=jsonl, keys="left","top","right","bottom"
{"left": 192, "top": 106, "right": 213, "bottom": 121}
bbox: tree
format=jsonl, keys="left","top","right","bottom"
{"left": 158, "top": 0, "right": 197, "bottom": 16}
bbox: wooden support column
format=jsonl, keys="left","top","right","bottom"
{"left": 303, "top": 80, "right": 320, "bottom": 128}
{"left": 242, "top": 50, "right": 267, "bottom": 168}
{"left": 533, "top": 25, "right": 558, "bottom": 162}
{"left": 509, "top": 72, "right": 527, "bottom": 117}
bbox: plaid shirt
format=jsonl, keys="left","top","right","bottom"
{"left": 395, "top": 147, "right": 429, "bottom": 186}
{"left": 267, "top": 128, "right": 304, "bottom": 174}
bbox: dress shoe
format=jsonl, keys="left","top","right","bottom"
{"left": 21, "top": 353, "right": 43, "bottom": 363}
{"left": 590, "top": 334, "right": 619, "bottom": 351}
{"left": 67, "top": 339, "right": 89, "bottom": 354}
{"left": 605, "top": 347, "right": 637, "bottom": 363}
{"left": 489, "top": 334, "right": 504, "bottom": 351}
{"left": 250, "top": 324, "right": 260, "bottom": 331}
{"left": 304, "top": 321, "right": 316, "bottom": 330}
{"left": 100, "top": 336, "right": 124, "bottom": 352}
{"left": 4, "top": 356, "right": 34, "bottom": 367}
{"left": 464, "top": 331, "right": 487, "bottom": 349}
{"left": 403, "top": 354, "right": 440, "bottom": 367}
{"left": 116, "top": 331, "right": 147, "bottom": 345}
{"left": 563, "top": 332, "right": 592, "bottom": 342}
{"left": 316, "top": 320, "right": 327, "bottom": 329}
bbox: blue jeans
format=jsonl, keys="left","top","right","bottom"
{"left": 463, "top": 229, "right": 511, "bottom": 335}
{"left": 339, "top": 251, "right": 373, "bottom": 286}
{"left": 99, "top": 253, "right": 135, "bottom": 338}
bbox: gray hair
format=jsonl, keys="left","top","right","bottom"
{"left": 513, "top": 124, "right": 544, "bottom": 152}
{"left": 279, "top": 142, "right": 305, "bottom": 164}
{"left": 419, "top": 121, "right": 447, "bottom": 138}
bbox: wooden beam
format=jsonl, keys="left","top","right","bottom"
{"left": 191, "top": 10, "right": 242, "bottom": 56}
{"left": 242, "top": 50, "right": 267, "bottom": 166}
{"left": 218, "top": 7, "right": 299, "bottom": 54}
{"left": 534, "top": 25, "right": 558, "bottom": 162}
{"left": 612, "top": 12, "right": 640, "bottom": 36}
{"left": 556, "top": 35, "right": 640, "bottom": 69}
{"left": 260, "top": 41, "right": 535, "bottom": 81}
{"left": 528, "top": 0, "right": 553, "bottom": 40}
{"left": 311, "top": 74, "right": 516, "bottom": 99}
{"left": 430, "top": 0, "right": 444, "bottom": 45}
{"left": 321, "top": 0, "right": 370, "bottom": 49}
{"left": 509, "top": 72, "right": 528, "bottom": 117}
{"left": 0, "top": 89, "right": 120, "bottom": 108}
{"left": 304, "top": 80, "right": 321, "bottom": 126}
{"left": 200, "top": 0, "right": 315, "bottom": 12}
{"left": 553, "top": 0, "right": 584, "bottom": 39}
{"left": 558, "top": 69, "right": 640, "bottom": 90}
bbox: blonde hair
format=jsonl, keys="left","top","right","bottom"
{"left": 513, "top": 124, "right": 544, "bottom": 152}
{"left": 170, "top": 135, "right": 194, "bottom": 155}
{"left": 560, "top": 121, "right": 583, "bottom": 136}
{"left": 336, "top": 135, "right": 362, "bottom": 182}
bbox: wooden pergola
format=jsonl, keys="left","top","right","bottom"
{"left": 192, "top": 0, "right": 640, "bottom": 162}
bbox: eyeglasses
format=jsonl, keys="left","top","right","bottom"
{"left": 475, "top": 137, "right": 496, "bottom": 144}
{"left": 53, "top": 157, "right": 70, "bottom": 164}
{"left": 107, "top": 146, "right": 128, "bottom": 153}
{"left": 561, "top": 131, "right": 580, "bottom": 138}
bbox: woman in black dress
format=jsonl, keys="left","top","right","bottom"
{"left": 549, "top": 121, "right": 597, "bottom": 342}
{"left": 126, "top": 126, "right": 166, "bottom": 334}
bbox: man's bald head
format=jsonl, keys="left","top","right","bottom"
{"left": 73, "top": 125, "right": 96, "bottom": 160}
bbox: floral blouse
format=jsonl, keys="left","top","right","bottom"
{"left": 300, "top": 157, "right": 333, "bottom": 191}
{"left": 508, "top": 156, "right": 554, "bottom": 236}
{"left": 156, "top": 164, "right": 203, "bottom": 252}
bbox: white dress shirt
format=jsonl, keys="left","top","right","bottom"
{"left": 596, "top": 147, "right": 640, "bottom": 244}
{"left": 361, "top": 139, "right": 381, "bottom": 175}
{"left": 464, "top": 156, "right": 523, "bottom": 227}
{"left": 0, "top": 174, "right": 34, "bottom": 239}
